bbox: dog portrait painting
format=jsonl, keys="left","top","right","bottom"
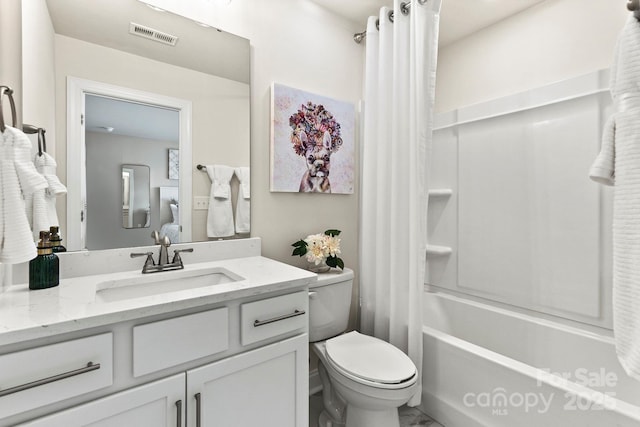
{"left": 270, "top": 83, "right": 354, "bottom": 194}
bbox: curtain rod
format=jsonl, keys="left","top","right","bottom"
{"left": 353, "top": 0, "right": 428, "bottom": 44}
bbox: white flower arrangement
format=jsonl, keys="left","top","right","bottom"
{"left": 291, "top": 229, "right": 344, "bottom": 270}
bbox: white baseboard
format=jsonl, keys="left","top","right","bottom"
{"left": 309, "top": 368, "right": 323, "bottom": 395}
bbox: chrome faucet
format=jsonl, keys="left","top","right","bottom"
{"left": 151, "top": 231, "right": 170, "bottom": 266}
{"left": 130, "top": 231, "right": 193, "bottom": 274}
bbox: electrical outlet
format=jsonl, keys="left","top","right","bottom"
{"left": 194, "top": 196, "right": 209, "bottom": 210}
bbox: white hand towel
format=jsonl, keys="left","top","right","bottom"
{"left": 0, "top": 126, "right": 47, "bottom": 264}
{"left": 206, "top": 165, "right": 235, "bottom": 238}
{"left": 590, "top": 16, "right": 640, "bottom": 380}
{"left": 30, "top": 152, "right": 67, "bottom": 240}
{"left": 234, "top": 167, "right": 250, "bottom": 234}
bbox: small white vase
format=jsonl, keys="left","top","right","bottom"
{"left": 307, "top": 260, "right": 330, "bottom": 273}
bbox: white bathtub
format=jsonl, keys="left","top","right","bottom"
{"left": 421, "top": 291, "right": 640, "bottom": 427}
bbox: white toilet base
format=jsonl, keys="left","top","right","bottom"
{"left": 345, "top": 406, "right": 400, "bottom": 427}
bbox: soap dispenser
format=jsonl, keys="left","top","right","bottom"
{"left": 49, "top": 226, "right": 67, "bottom": 253}
{"left": 29, "top": 231, "right": 60, "bottom": 290}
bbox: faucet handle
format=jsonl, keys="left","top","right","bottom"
{"left": 131, "top": 252, "right": 156, "bottom": 273}
{"left": 131, "top": 251, "right": 154, "bottom": 258}
{"left": 171, "top": 248, "right": 193, "bottom": 264}
{"left": 131, "top": 251, "right": 155, "bottom": 265}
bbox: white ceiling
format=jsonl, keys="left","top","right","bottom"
{"left": 311, "top": 0, "right": 548, "bottom": 46}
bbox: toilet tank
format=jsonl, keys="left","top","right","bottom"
{"left": 309, "top": 267, "right": 354, "bottom": 342}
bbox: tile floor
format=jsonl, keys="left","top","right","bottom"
{"left": 309, "top": 392, "right": 444, "bottom": 427}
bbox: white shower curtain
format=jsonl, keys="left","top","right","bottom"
{"left": 359, "top": 0, "right": 440, "bottom": 406}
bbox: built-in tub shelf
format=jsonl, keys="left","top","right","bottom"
{"left": 426, "top": 245, "right": 452, "bottom": 256}
{"left": 428, "top": 189, "right": 453, "bottom": 198}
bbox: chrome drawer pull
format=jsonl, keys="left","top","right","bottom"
{"left": 176, "top": 399, "right": 182, "bottom": 427}
{"left": 195, "top": 393, "right": 202, "bottom": 427}
{"left": 253, "top": 309, "right": 305, "bottom": 327}
{"left": 0, "top": 362, "right": 100, "bottom": 397}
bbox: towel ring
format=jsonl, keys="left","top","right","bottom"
{"left": 0, "top": 86, "right": 17, "bottom": 133}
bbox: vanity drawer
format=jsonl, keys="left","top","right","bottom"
{"left": 133, "top": 307, "right": 229, "bottom": 377}
{"left": 0, "top": 333, "right": 113, "bottom": 419}
{"left": 241, "top": 291, "right": 308, "bottom": 346}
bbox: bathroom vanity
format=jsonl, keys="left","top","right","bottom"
{"left": 0, "top": 238, "right": 314, "bottom": 427}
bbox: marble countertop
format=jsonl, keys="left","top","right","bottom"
{"left": 0, "top": 255, "right": 316, "bottom": 347}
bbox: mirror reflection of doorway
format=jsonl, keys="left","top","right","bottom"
{"left": 85, "top": 95, "right": 179, "bottom": 250}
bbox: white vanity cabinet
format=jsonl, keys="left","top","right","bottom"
{"left": 22, "top": 334, "right": 307, "bottom": 427}
{"left": 21, "top": 374, "right": 185, "bottom": 427}
{"left": 186, "top": 334, "right": 308, "bottom": 427}
{"left": 5, "top": 289, "right": 309, "bottom": 427}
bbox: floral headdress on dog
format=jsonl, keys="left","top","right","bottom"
{"left": 289, "top": 102, "right": 343, "bottom": 155}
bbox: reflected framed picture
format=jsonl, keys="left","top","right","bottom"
{"left": 168, "top": 149, "right": 179, "bottom": 179}
{"left": 270, "top": 83, "right": 355, "bottom": 194}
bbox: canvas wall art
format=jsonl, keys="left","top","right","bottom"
{"left": 270, "top": 83, "right": 355, "bottom": 194}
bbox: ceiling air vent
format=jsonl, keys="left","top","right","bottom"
{"left": 129, "top": 22, "right": 178, "bottom": 46}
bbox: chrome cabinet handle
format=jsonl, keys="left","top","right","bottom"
{"left": 175, "top": 400, "right": 182, "bottom": 427}
{"left": 253, "top": 309, "right": 306, "bottom": 327}
{"left": 0, "top": 362, "right": 100, "bottom": 397}
{"left": 195, "top": 392, "right": 202, "bottom": 427}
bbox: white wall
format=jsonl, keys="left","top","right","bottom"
{"left": 21, "top": 0, "right": 56, "bottom": 156}
{"left": 0, "top": 0, "right": 23, "bottom": 290}
{"left": 435, "top": 0, "right": 628, "bottom": 112}
{"left": 144, "top": 0, "right": 364, "bottom": 326}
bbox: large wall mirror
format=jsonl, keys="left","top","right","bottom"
{"left": 24, "top": 0, "right": 251, "bottom": 251}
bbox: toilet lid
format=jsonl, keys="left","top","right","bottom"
{"left": 325, "top": 331, "right": 417, "bottom": 385}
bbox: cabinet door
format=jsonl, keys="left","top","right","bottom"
{"left": 186, "top": 334, "right": 308, "bottom": 427}
{"left": 20, "top": 374, "right": 185, "bottom": 427}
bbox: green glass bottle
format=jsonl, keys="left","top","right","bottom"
{"left": 29, "top": 231, "right": 60, "bottom": 290}
{"left": 49, "top": 226, "right": 67, "bottom": 253}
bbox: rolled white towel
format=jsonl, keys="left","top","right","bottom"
{"left": 206, "top": 165, "right": 235, "bottom": 238}
{"left": 234, "top": 167, "right": 250, "bottom": 234}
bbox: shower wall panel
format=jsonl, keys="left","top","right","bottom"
{"left": 429, "top": 70, "right": 614, "bottom": 328}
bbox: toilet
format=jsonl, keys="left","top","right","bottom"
{"left": 309, "top": 268, "right": 418, "bottom": 427}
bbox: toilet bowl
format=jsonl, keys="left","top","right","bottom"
{"left": 309, "top": 268, "right": 418, "bottom": 427}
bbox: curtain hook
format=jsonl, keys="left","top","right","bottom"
{"left": 401, "top": 2, "right": 411, "bottom": 15}
{"left": 0, "top": 86, "right": 17, "bottom": 133}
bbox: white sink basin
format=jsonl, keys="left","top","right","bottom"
{"left": 95, "top": 267, "right": 242, "bottom": 302}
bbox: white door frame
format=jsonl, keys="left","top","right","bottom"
{"left": 66, "top": 76, "right": 192, "bottom": 250}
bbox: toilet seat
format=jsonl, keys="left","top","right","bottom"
{"left": 325, "top": 331, "right": 417, "bottom": 390}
